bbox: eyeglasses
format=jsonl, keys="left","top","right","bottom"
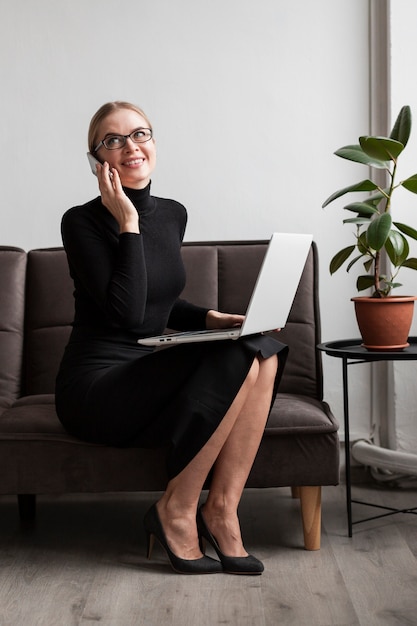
{"left": 94, "top": 127, "right": 153, "bottom": 152}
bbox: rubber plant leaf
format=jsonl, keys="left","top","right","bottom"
{"left": 384, "top": 281, "right": 403, "bottom": 292}
{"left": 390, "top": 105, "right": 412, "bottom": 147}
{"left": 364, "top": 258, "right": 374, "bottom": 272}
{"left": 366, "top": 213, "right": 392, "bottom": 250}
{"left": 394, "top": 222, "right": 417, "bottom": 241}
{"left": 402, "top": 257, "right": 417, "bottom": 270}
{"left": 334, "top": 144, "right": 389, "bottom": 169}
{"left": 401, "top": 174, "right": 417, "bottom": 194}
{"left": 343, "top": 217, "right": 372, "bottom": 225}
{"left": 359, "top": 136, "right": 404, "bottom": 161}
{"left": 356, "top": 275, "right": 375, "bottom": 291}
{"left": 346, "top": 254, "right": 364, "bottom": 272}
{"left": 343, "top": 202, "right": 379, "bottom": 215}
{"left": 329, "top": 245, "right": 356, "bottom": 274}
{"left": 385, "top": 231, "right": 408, "bottom": 267}
{"left": 357, "top": 231, "right": 369, "bottom": 254}
{"left": 322, "top": 180, "right": 378, "bottom": 208}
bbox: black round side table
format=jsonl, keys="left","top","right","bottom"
{"left": 318, "top": 338, "right": 417, "bottom": 536}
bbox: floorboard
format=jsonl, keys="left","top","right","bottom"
{"left": 0, "top": 482, "right": 416, "bottom": 626}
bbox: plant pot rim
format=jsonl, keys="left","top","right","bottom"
{"left": 351, "top": 295, "right": 417, "bottom": 303}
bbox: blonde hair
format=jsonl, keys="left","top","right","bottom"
{"left": 88, "top": 101, "right": 153, "bottom": 154}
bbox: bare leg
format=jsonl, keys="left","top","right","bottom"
{"left": 202, "top": 354, "right": 278, "bottom": 556}
{"left": 156, "top": 354, "right": 278, "bottom": 559}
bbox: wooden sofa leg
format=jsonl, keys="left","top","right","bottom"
{"left": 299, "top": 486, "right": 321, "bottom": 551}
{"left": 18, "top": 494, "right": 37, "bottom": 523}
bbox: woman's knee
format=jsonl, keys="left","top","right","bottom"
{"left": 257, "top": 354, "right": 278, "bottom": 388}
{"left": 245, "top": 354, "right": 276, "bottom": 384}
{"left": 245, "top": 357, "right": 260, "bottom": 387}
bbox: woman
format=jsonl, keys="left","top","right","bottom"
{"left": 55, "top": 101, "right": 288, "bottom": 575}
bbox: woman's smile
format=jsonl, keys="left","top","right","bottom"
{"left": 95, "top": 109, "right": 156, "bottom": 189}
{"left": 122, "top": 157, "right": 146, "bottom": 168}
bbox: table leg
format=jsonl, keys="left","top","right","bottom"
{"left": 342, "top": 356, "right": 353, "bottom": 537}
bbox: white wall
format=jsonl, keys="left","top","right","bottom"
{"left": 0, "top": 0, "right": 373, "bottom": 436}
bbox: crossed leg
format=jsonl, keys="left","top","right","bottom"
{"left": 156, "top": 353, "right": 278, "bottom": 559}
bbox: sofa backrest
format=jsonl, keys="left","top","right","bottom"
{"left": 0, "top": 247, "right": 27, "bottom": 413}
{"left": 5, "top": 241, "right": 322, "bottom": 401}
{"left": 24, "top": 248, "right": 74, "bottom": 396}
{"left": 180, "top": 242, "right": 322, "bottom": 398}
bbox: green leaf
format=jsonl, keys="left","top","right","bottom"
{"left": 335, "top": 144, "right": 389, "bottom": 169}
{"left": 329, "top": 245, "right": 356, "bottom": 274}
{"left": 402, "top": 257, "right": 417, "bottom": 270}
{"left": 357, "top": 231, "right": 370, "bottom": 254}
{"left": 346, "top": 254, "right": 364, "bottom": 272}
{"left": 357, "top": 275, "right": 375, "bottom": 291}
{"left": 401, "top": 174, "right": 417, "bottom": 194}
{"left": 322, "top": 180, "right": 379, "bottom": 207}
{"left": 366, "top": 213, "right": 392, "bottom": 250}
{"left": 393, "top": 222, "right": 417, "bottom": 241}
{"left": 390, "top": 105, "right": 412, "bottom": 147}
{"left": 385, "top": 231, "right": 408, "bottom": 266}
{"left": 343, "top": 217, "right": 372, "bottom": 225}
{"left": 359, "top": 136, "right": 405, "bottom": 161}
{"left": 343, "top": 202, "right": 379, "bottom": 215}
{"left": 364, "top": 258, "right": 374, "bottom": 272}
{"left": 366, "top": 191, "right": 388, "bottom": 208}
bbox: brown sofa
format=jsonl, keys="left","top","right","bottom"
{"left": 0, "top": 241, "right": 339, "bottom": 550}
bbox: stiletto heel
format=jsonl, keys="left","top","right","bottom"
{"left": 146, "top": 530, "right": 155, "bottom": 559}
{"left": 199, "top": 535, "right": 207, "bottom": 553}
{"left": 197, "top": 507, "right": 264, "bottom": 575}
{"left": 143, "top": 503, "right": 222, "bottom": 574}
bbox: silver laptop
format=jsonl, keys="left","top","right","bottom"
{"left": 137, "top": 232, "right": 313, "bottom": 346}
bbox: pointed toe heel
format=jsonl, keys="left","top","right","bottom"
{"left": 197, "top": 507, "right": 264, "bottom": 575}
{"left": 143, "top": 503, "right": 222, "bottom": 575}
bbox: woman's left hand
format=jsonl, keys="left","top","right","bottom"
{"left": 206, "top": 310, "right": 244, "bottom": 330}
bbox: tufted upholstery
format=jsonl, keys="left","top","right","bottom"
{"left": 0, "top": 242, "right": 339, "bottom": 549}
{"left": 0, "top": 247, "right": 26, "bottom": 413}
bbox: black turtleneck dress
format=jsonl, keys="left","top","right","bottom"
{"left": 55, "top": 184, "right": 288, "bottom": 478}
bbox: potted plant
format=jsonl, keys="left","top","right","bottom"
{"left": 322, "top": 105, "right": 417, "bottom": 350}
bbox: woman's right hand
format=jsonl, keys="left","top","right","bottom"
{"left": 96, "top": 162, "right": 140, "bottom": 234}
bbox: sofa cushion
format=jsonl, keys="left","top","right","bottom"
{"left": 23, "top": 249, "right": 73, "bottom": 396}
{"left": 0, "top": 247, "right": 26, "bottom": 414}
{"left": 0, "top": 393, "right": 337, "bottom": 440}
{"left": 0, "top": 396, "right": 68, "bottom": 439}
{"left": 178, "top": 246, "right": 219, "bottom": 310}
{"left": 248, "top": 394, "right": 340, "bottom": 488}
{"left": 0, "top": 395, "right": 170, "bottom": 493}
{"left": 268, "top": 393, "right": 337, "bottom": 435}
{"left": 0, "top": 391, "right": 339, "bottom": 493}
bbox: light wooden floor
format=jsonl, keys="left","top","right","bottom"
{"left": 0, "top": 481, "right": 416, "bottom": 626}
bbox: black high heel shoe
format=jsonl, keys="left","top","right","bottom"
{"left": 143, "top": 503, "right": 222, "bottom": 574}
{"left": 197, "top": 507, "right": 264, "bottom": 575}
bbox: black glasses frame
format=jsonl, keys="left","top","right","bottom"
{"left": 94, "top": 127, "right": 153, "bottom": 152}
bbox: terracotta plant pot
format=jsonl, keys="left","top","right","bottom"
{"left": 351, "top": 295, "right": 417, "bottom": 351}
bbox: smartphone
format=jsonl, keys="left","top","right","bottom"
{"left": 87, "top": 152, "right": 113, "bottom": 179}
{"left": 87, "top": 152, "right": 101, "bottom": 176}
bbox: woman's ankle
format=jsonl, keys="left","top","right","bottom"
{"left": 156, "top": 499, "right": 202, "bottom": 559}
{"left": 157, "top": 493, "right": 198, "bottom": 522}
{"left": 202, "top": 496, "right": 239, "bottom": 521}
{"left": 201, "top": 500, "right": 248, "bottom": 557}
